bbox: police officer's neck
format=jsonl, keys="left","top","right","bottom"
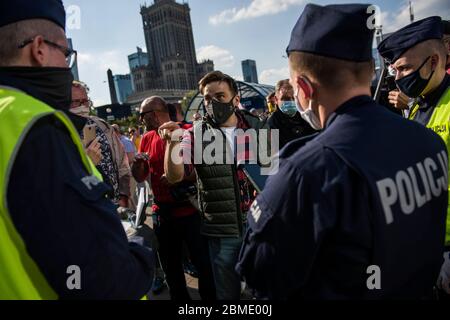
{"left": 318, "top": 86, "right": 371, "bottom": 126}
{"left": 422, "top": 68, "right": 446, "bottom": 97}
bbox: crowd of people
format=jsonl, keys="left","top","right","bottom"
{"left": 1, "top": 0, "right": 450, "bottom": 301}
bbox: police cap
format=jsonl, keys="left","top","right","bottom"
{"left": 287, "top": 3, "right": 375, "bottom": 62}
{"left": 378, "top": 16, "right": 443, "bottom": 64}
{"left": 0, "top": 0, "right": 66, "bottom": 30}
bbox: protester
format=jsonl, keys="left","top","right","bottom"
{"left": 129, "top": 126, "right": 142, "bottom": 151}
{"left": 237, "top": 4, "right": 448, "bottom": 300}
{"left": 266, "top": 92, "right": 277, "bottom": 114}
{"left": 112, "top": 124, "right": 136, "bottom": 164}
{"left": 160, "top": 71, "right": 272, "bottom": 300}
{"left": 70, "top": 81, "right": 131, "bottom": 208}
{"left": 268, "top": 79, "right": 317, "bottom": 148}
{"left": 132, "top": 96, "right": 216, "bottom": 301}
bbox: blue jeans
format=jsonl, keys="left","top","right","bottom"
{"left": 208, "top": 237, "right": 243, "bottom": 300}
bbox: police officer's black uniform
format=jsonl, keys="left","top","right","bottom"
{"left": 236, "top": 4, "right": 448, "bottom": 300}
{"left": 0, "top": 0, "right": 154, "bottom": 299}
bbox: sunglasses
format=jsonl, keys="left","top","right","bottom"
{"left": 139, "top": 109, "right": 164, "bottom": 118}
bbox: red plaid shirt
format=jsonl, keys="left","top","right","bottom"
{"left": 180, "top": 111, "right": 258, "bottom": 213}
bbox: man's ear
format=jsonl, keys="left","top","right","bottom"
{"left": 234, "top": 95, "right": 241, "bottom": 107}
{"left": 430, "top": 54, "right": 439, "bottom": 70}
{"left": 297, "top": 76, "right": 314, "bottom": 99}
{"left": 27, "top": 36, "right": 48, "bottom": 67}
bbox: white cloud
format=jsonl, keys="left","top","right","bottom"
{"left": 380, "top": 0, "right": 450, "bottom": 34}
{"left": 209, "top": 0, "right": 305, "bottom": 25}
{"left": 77, "top": 50, "right": 129, "bottom": 107}
{"left": 260, "top": 67, "right": 290, "bottom": 86}
{"left": 232, "top": 75, "right": 244, "bottom": 82}
{"left": 197, "top": 45, "right": 235, "bottom": 69}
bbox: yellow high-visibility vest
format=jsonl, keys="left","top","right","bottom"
{"left": 410, "top": 87, "right": 450, "bottom": 246}
{"left": 0, "top": 87, "right": 101, "bottom": 299}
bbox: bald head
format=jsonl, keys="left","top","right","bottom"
{"left": 141, "top": 96, "right": 169, "bottom": 113}
{"left": 140, "top": 96, "right": 171, "bottom": 131}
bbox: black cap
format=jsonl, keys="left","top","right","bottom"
{"left": 442, "top": 20, "right": 450, "bottom": 35}
{"left": 0, "top": 0, "right": 66, "bottom": 31}
{"left": 287, "top": 3, "right": 375, "bottom": 62}
{"left": 378, "top": 16, "right": 443, "bottom": 64}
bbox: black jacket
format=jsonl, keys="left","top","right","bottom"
{"left": 268, "top": 108, "right": 317, "bottom": 149}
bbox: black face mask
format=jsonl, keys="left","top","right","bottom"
{"left": 395, "top": 56, "right": 435, "bottom": 98}
{"left": 0, "top": 66, "right": 74, "bottom": 110}
{"left": 205, "top": 96, "right": 236, "bottom": 126}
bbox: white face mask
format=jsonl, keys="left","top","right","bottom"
{"left": 294, "top": 87, "right": 322, "bottom": 130}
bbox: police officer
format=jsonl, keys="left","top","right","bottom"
{"left": 0, "top": 0, "right": 154, "bottom": 299}
{"left": 236, "top": 3, "right": 448, "bottom": 299}
{"left": 378, "top": 16, "right": 450, "bottom": 296}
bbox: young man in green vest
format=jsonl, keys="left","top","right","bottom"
{"left": 0, "top": 0, "right": 154, "bottom": 299}
{"left": 159, "top": 71, "right": 273, "bottom": 300}
{"left": 379, "top": 16, "right": 450, "bottom": 296}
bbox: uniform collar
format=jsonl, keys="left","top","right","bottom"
{"left": 0, "top": 73, "right": 87, "bottom": 132}
{"left": 416, "top": 74, "right": 450, "bottom": 110}
{"left": 324, "top": 95, "right": 373, "bottom": 129}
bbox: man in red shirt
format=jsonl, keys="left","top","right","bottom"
{"left": 132, "top": 96, "right": 215, "bottom": 301}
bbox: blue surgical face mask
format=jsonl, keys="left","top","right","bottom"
{"left": 279, "top": 100, "right": 298, "bottom": 117}
{"left": 395, "top": 56, "right": 434, "bottom": 98}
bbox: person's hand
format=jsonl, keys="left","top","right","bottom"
{"left": 132, "top": 153, "right": 150, "bottom": 183}
{"left": 118, "top": 195, "right": 129, "bottom": 209}
{"left": 85, "top": 137, "right": 102, "bottom": 165}
{"left": 192, "top": 112, "right": 202, "bottom": 121}
{"left": 388, "top": 90, "right": 410, "bottom": 110}
{"left": 160, "top": 174, "right": 173, "bottom": 188}
{"left": 133, "top": 152, "right": 150, "bottom": 163}
{"left": 158, "top": 122, "right": 183, "bottom": 142}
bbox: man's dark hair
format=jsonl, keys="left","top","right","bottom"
{"left": 275, "top": 79, "right": 292, "bottom": 92}
{"left": 289, "top": 51, "right": 374, "bottom": 90}
{"left": 199, "top": 71, "right": 238, "bottom": 96}
{"left": 0, "top": 19, "right": 63, "bottom": 66}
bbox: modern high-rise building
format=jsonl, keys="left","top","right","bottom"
{"left": 128, "top": 47, "right": 149, "bottom": 71}
{"left": 242, "top": 59, "right": 258, "bottom": 84}
{"left": 107, "top": 70, "right": 133, "bottom": 104}
{"left": 113, "top": 74, "right": 133, "bottom": 104}
{"left": 107, "top": 69, "right": 118, "bottom": 104}
{"left": 138, "top": 0, "right": 213, "bottom": 91}
{"left": 128, "top": 47, "right": 150, "bottom": 91}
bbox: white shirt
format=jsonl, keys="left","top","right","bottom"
{"left": 221, "top": 127, "right": 236, "bottom": 158}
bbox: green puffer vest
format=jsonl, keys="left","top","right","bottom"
{"left": 194, "top": 112, "right": 270, "bottom": 238}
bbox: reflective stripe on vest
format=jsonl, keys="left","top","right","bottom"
{"left": 0, "top": 87, "right": 101, "bottom": 299}
{"left": 410, "top": 88, "right": 450, "bottom": 246}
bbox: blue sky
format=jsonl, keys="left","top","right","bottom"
{"left": 65, "top": 0, "right": 450, "bottom": 106}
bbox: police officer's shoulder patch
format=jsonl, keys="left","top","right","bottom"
{"left": 248, "top": 196, "right": 274, "bottom": 235}
{"left": 65, "top": 175, "right": 111, "bottom": 202}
